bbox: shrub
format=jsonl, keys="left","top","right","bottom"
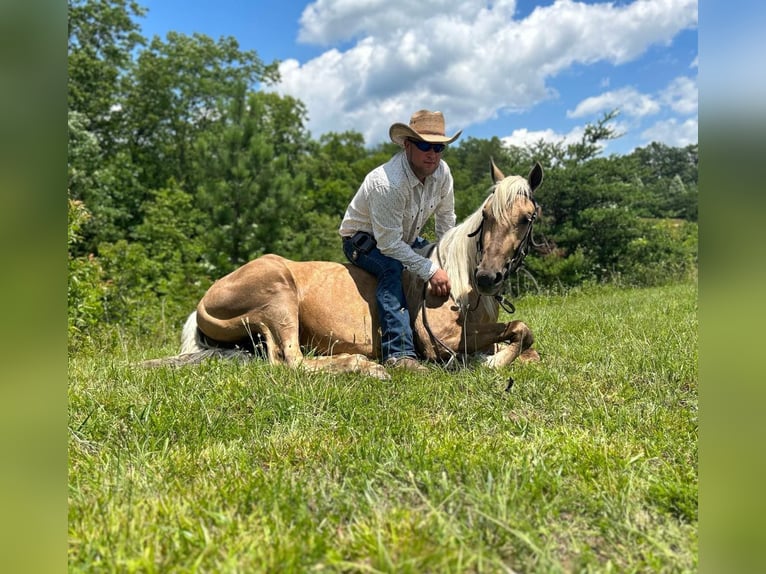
{"left": 68, "top": 199, "right": 110, "bottom": 346}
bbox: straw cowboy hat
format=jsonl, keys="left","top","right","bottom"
{"left": 389, "top": 109, "right": 462, "bottom": 147}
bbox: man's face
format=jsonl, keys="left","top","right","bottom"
{"left": 405, "top": 139, "right": 444, "bottom": 181}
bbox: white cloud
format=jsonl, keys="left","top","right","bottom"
{"left": 501, "top": 126, "right": 584, "bottom": 148}
{"left": 500, "top": 121, "right": 643, "bottom": 155}
{"left": 560, "top": 75, "right": 697, "bottom": 151}
{"left": 297, "top": 0, "right": 505, "bottom": 46}
{"left": 640, "top": 117, "right": 698, "bottom": 147}
{"left": 568, "top": 76, "right": 697, "bottom": 122}
{"left": 660, "top": 76, "right": 697, "bottom": 116}
{"left": 568, "top": 87, "right": 660, "bottom": 119}
{"left": 270, "top": 0, "right": 698, "bottom": 146}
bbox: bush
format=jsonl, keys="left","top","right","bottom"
{"left": 525, "top": 247, "right": 589, "bottom": 291}
{"left": 621, "top": 219, "right": 698, "bottom": 286}
{"left": 68, "top": 199, "right": 110, "bottom": 346}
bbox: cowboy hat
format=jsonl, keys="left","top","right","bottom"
{"left": 389, "top": 109, "right": 462, "bottom": 147}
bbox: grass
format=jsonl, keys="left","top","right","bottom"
{"left": 68, "top": 281, "right": 697, "bottom": 572}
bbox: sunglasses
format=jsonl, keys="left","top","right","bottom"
{"left": 408, "top": 138, "right": 446, "bottom": 153}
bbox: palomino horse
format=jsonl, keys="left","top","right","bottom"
{"left": 146, "top": 161, "right": 543, "bottom": 379}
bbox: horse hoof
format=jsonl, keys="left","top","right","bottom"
{"left": 519, "top": 349, "right": 540, "bottom": 362}
{"left": 370, "top": 365, "right": 391, "bottom": 381}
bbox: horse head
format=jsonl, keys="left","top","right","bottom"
{"left": 472, "top": 161, "right": 544, "bottom": 296}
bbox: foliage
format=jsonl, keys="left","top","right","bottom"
{"left": 97, "top": 182, "right": 209, "bottom": 329}
{"left": 623, "top": 218, "right": 698, "bottom": 286}
{"left": 68, "top": 0, "right": 146, "bottom": 134}
{"left": 68, "top": 199, "right": 109, "bottom": 345}
{"left": 69, "top": 281, "right": 698, "bottom": 571}
{"left": 194, "top": 90, "right": 313, "bottom": 273}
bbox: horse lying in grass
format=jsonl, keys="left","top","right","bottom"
{"left": 145, "top": 161, "right": 543, "bottom": 379}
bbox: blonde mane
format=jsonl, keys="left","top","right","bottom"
{"left": 432, "top": 174, "right": 532, "bottom": 317}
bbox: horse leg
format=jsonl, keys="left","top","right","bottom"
{"left": 279, "top": 331, "right": 389, "bottom": 380}
{"left": 298, "top": 354, "right": 390, "bottom": 380}
{"left": 258, "top": 302, "right": 390, "bottom": 380}
{"left": 483, "top": 320, "right": 538, "bottom": 368}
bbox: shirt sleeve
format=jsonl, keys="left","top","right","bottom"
{"left": 368, "top": 182, "right": 438, "bottom": 281}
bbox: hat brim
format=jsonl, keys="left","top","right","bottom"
{"left": 389, "top": 123, "right": 462, "bottom": 147}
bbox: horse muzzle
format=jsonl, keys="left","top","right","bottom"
{"left": 475, "top": 268, "right": 505, "bottom": 296}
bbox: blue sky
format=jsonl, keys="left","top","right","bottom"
{"left": 137, "top": 0, "right": 698, "bottom": 156}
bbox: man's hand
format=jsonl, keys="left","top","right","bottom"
{"left": 429, "top": 268, "right": 451, "bottom": 298}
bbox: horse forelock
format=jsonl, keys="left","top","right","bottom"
{"left": 489, "top": 175, "right": 533, "bottom": 226}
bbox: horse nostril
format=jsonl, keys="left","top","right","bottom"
{"left": 476, "top": 271, "right": 504, "bottom": 290}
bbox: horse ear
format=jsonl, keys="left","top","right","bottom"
{"left": 528, "top": 162, "right": 544, "bottom": 193}
{"left": 490, "top": 158, "right": 505, "bottom": 184}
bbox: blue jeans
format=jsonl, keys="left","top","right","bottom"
{"left": 343, "top": 236, "right": 429, "bottom": 361}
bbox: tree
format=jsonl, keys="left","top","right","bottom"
{"left": 631, "top": 142, "right": 698, "bottom": 185}
{"left": 193, "top": 90, "right": 312, "bottom": 273}
{"left": 122, "top": 32, "right": 278, "bottom": 195}
{"left": 68, "top": 109, "right": 143, "bottom": 252}
{"left": 300, "top": 131, "right": 368, "bottom": 216}
{"left": 68, "top": 0, "right": 147, "bottom": 253}
{"left": 565, "top": 109, "right": 623, "bottom": 165}
{"left": 97, "top": 181, "right": 208, "bottom": 329}
{"left": 67, "top": 0, "right": 145, "bottom": 139}
{"left": 629, "top": 142, "right": 698, "bottom": 221}
{"left": 70, "top": 16, "right": 285, "bottom": 252}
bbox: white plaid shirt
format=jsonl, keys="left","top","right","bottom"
{"left": 339, "top": 150, "right": 456, "bottom": 281}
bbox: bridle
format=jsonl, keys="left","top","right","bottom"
{"left": 467, "top": 195, "right": 539, "bottom": 296}
{"left": 421, "top": 194, "right": 539, "bottom": 366}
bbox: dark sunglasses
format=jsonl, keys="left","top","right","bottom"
{"left": 408, "top": 138, "right": 446, "bottom": 153}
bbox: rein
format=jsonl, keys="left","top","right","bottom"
{"left": 468, "top": 198, "right": 538, "bottom": 280}
{"left": 467, "top": 196, "right": 539, "bottom": 309}
{"left": 420, "top": 243, "right": 469, "bottom": 368}
{"left": 420, "top": 201, "right": 538, "bottom": 366}
{"left": 420, "top": 278, "right": 460, "bottom": 368}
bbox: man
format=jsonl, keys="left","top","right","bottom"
{"left": 339, "top": 110, "right": 462, "bottom": 372}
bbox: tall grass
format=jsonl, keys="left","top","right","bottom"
{"left": 69, "top": 281, "right": 697, "bottom": 572}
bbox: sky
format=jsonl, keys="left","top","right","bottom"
{"left": 136, "top": 0, "right": 699, "bottom": 156}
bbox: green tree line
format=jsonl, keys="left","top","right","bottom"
{"left": 67, "top": 0, "right": 697, "bottom": 344}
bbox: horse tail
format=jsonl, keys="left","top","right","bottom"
{"left": 180, "top": 311, "right": 203, "bottom": 354}
{"left": 140, "top": 310, "right": 253, "bottom": 367}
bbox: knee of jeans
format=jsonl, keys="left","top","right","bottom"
{"left": 379, "top": 258, "right": 404, "bottom": 276}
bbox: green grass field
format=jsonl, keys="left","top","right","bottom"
{"left": 68, "top": 281, "right": 697, "bottom": 572}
